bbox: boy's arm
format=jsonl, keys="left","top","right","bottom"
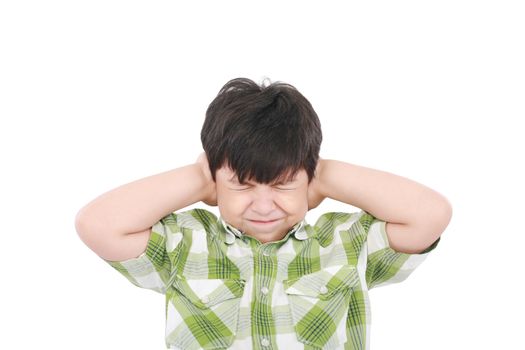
{"left": 308, "top": 159, "right": 452, "bottom": 254}
{"left": 74, "top": 154, "right": 216, "bottom": 261}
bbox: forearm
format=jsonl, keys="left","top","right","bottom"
{"left": 316, "top": 159, "right": 451, "bottom": 226}
{"left": 75, "top": 163, "right": 214, "bottom": 236}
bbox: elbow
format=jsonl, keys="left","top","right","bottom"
{"left": 438, "top": 196, "right": 453, "bottom": 227}
{"left": 424, "top": 190, "right": 453, "bottom": 228}
{"left": 429, "top": 196, "right": 453, "bottom": 240}
{"left": 74, "top": 208, "right": 105, "bottom": 244}
{"left": 74, "top": 210, "right": 87, "bottom": 238}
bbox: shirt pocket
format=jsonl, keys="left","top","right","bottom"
{"left": 168, "top": 275, "right": 246, "bottom": 350}
{"left": 283, "top": 265, "right": 360, "bottom": 349}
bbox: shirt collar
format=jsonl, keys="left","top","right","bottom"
{"left": 219, "top": 217, "right": 308, "bottom": 245}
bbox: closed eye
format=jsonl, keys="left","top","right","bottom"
{"left": 274, "top": 186, "right": 296, "bottom": 191}
{"left": 229, "top": 185, "right": 295, "bottom": 191}
{"left": 229, "top": 185, "right": 252, "bottom": 191}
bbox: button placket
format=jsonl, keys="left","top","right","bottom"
{"left": 252, "top": 244, "right": 275, "bottom": 350}
{"left": 259, "top": 248, "right": 271, "bottom": 297}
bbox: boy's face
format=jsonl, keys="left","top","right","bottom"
{"left": 215, "top": 165, "right": 309, "bottom": 243}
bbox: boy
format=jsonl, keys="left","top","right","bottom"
{"left": 75, "top": 77, "right": 452, "bottom": 350}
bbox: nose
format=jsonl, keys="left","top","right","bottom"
{"left": 251, "top": 187, "right": 276, "bottom": 215}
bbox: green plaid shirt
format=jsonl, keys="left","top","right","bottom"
{"left": 104, "top": 208, "right": 440, "bottom": 349}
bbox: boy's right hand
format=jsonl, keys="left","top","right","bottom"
{"left": 196, "top": 152, "right": 218, "bottom": 206}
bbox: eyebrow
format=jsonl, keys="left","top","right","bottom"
{"left": 227, "top": 175, "right": 297, "bottom": 185}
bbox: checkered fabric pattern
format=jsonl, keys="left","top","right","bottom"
{"left": 104, "top": 208, "right": 440, "bottom": 349}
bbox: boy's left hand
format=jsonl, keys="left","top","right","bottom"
{"left": 196, "top": 152, "right": 218, "bottom": 206}
{"left": 307, "top": 159, "right": 325, "bottom": 210}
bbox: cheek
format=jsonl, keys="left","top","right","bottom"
{"left": 277, "top": 192, "right": 308, "bottom": 214}
{"left": 217, "top": 191, "right": 251, "bottom": 214}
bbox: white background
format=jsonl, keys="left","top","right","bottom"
{"left": 1, "top": 1, "right": 523, "bottom": 349}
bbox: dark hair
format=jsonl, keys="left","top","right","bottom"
{"left": 201, "top": 77, "right": 322, "bottom": 184}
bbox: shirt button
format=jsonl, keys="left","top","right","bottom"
{"left": 294, "top": 230, "right": 308, "bottom": 240}
{"left": 201, "top": 295, "right": 210, "bottom": 304}
{"left": 261, "top": 286, "right": 269, "bottom": 295}
{"left": 225, "top": 232, "right": 236, "bottom": 244}
{"left": 262, "top": 250, "right": 270, "bottom": 256}
{"left": 319, "top": 285, "right": 328, "bottom": 294}
{"left": 261, "top": 338, "right": 270, "bottom": 347}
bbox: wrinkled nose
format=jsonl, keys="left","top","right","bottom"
{"left": 251, "top": 188, "right": 276, "bottom": 215}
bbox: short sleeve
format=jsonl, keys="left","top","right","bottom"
{"left": 103, "top": 213, "right": 183, "bottom": 295}
{"left": 363, "top": 211, "right": 440, "bottom": 290}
